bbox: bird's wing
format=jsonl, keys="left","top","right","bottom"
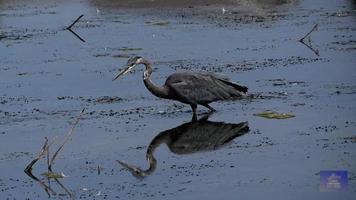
{"left": 202, "top": 71, "right": 248, "bottom": 93}
{"left": 199, "top": 71, "right": 231, "bottom": 81}
{"left": 166, "top": 72, "right": 245, "bottom": 104}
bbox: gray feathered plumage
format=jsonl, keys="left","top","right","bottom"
{"left": 166, "top": 72, "right": 247, "bottom": 106}
{"left": 113, "top": 57, "right": 248, "bottom": 117}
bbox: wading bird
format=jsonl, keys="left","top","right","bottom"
{"left": 117, "top": 114, "right": 249, "bottom": 178}
{"left": 113, "top": 56, "right": 248, "bottom": 118}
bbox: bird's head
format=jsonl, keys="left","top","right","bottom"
{"left": 112, "top": 56, "right": 144, "bottom": 81}
{"left": 117, "top": 160, "right": 148, "bottom": 179}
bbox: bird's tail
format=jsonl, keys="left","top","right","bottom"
{"left": 220, "top": 79, "right": 248, "bottom": 94}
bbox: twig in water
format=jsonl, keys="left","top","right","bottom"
{"left": 299, "top": 24, "right": 319, "bottom": 56}
{"left": 65, "top": 14, "right": 86, "bottom": 42}
{"left": 25, "top": 171, "right": 57, "bottom": 197}
{"left": 67, "top": 28, "right": 86, "bottom": 42}
{"left": 24, "top": 138, "right": 56, "bottom": 197}
{"left": 54, "top": 177, "right": 75, "bottom": 199}
{"left": 97, "top": 165, "right": 101, "bottom": 175}
{"left": 24, "top": 110, "right": 83, "bottom": 198}
{"left": 299, "top": 24, "right": 318, "bottom": 42}
{"left": 66, "top": 14, "right": 84, "bottom": 30}
{"left": 300, "top": 40, "right": 320, "bottom": 56}
{"left": 48, "top": 108, "right": 85, "bottom": 171}
{"left": 25, "top": 137, "right": 49, "bottom": 173}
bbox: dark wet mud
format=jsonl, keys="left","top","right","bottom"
{"left": 1, "top": 0, "right": 356, "bottom": 199}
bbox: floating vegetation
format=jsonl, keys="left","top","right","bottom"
{"left": 290, "top": 103, "right": 306, "bottom": 107}
{"left": 343, "top": 136, "right": 356, "bottom": 143}
{"left": 112, "top": 54, "right": 132, "bottom": 58}
{"left": 118, "top": 47, "right": 143, "bottom": 51}
{"left": 17, "top": 72, "right": 30, "bottom": 76}
{"left": 265, "top": 78, "right": 306, "bottom": 87}
{"left": 0, "top": 151, "right": 31, "bottom": 161}
{"left": 94, "top": 53, "right": 110, "bottom": 57}
{"left": 254, "top": 111, "right": 295, "bottom": 119}
{"left": 41, "top": 172, "right": 65, "bottom": 179}
{"left": 57, "top": 96, "right": 122, "bottom": 104}
{"left": 95, "top": 96, "right": 122, "bottom": 104}
{"left": 325, "top": 84, "right": 356, "bottom": 95}
{"left": 145, "top": 21, "right": 169, "bottom": 26}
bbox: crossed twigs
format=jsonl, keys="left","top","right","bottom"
{"left": 66, "top": 14, "right": 86, "bottom": 42}
{"left": 299, "top": 24, "right": 319, "bottom": 56}
{"left": 24, "top": 108, "right": 85, "bottom": 199}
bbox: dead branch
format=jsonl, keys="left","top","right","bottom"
{"left": 97, "top": 165, "right": 101, "bottom": 175}
{"left": 24, "top": 137, "right": 56, "bottom": 197}
{"left": 53, "top": 177, "right": 75, "bottom": 199}
{"left": 299, "top": 24, "right": 320, "bottom": 56}
{"left": 65, "top": 14, "right": 86, "bottom": 42}
{"left": 300, "top": 40, "right": 320, "bottom": 56}
{"left": 48, "top": 108, "right": 85, "bottom": 171}
{"left": 299, "top": 24, "right": 318, "bottom": 42}
{"left": 66, "top": 14, "right": 84, "bottom": 30}
{"left": 24, "top": 170, "right": 57, "bottom": 197}
{"left": 24, "top": 109, "right": 82, "bottom": 199}
{"left": 24, "top": 137, "right": 49, "bottom": 173}
{"left": 67, "top": 28, "right": 86, "bottom": 42}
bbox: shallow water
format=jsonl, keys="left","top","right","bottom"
{"left": 0, "top": 0, "right": 355, "bottom": 199}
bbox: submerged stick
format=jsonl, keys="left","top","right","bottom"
{"left": 24, "top": 110, "right": 82, "bottom": 198}
{"left": 66, "top": 14, "right": 84, "bottom": 30}
{"left": 25, "top": 137, "right": 49, "bottom": 173}
{"left": 24, "top": 138, "right": 56, "bottom": 197}
{"left": 299, "top": 24, "right": 318, "bottom": 42}
{"left": 67, "top": 28, "right": 86, "bottom": 42}
{"left": 300, "top": 40, "right": 320, "bottom": 56}
{"left": 65, "top": 14, "right": 86, "bottom": 42}
{"left": 53, "top": 177, "right": 74, "bottom": 199}
{"left": 48, "top": 108, "right": 85, "bottom": 171}
{"left": 299, "top": 24, "right": 319, "bottom": 56}
{"left": 25, "top": 170, "right": 57, "bottom": 197}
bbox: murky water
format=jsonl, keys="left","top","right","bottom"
{"left": 1, "top": 0, "right": 355, "bottom": 199}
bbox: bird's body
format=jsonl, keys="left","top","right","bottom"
{"left": 113, "top": 57, "right": 248, "bottom": 117}
{"left": 164, "top": 72, "right": 247, "bottom": 105}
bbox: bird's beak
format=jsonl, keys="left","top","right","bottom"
{"left": 116, "top": 160, "right": 146, "bottom": 178}
{"left": 112, "top": 65, "right": 135, "bottom": 81}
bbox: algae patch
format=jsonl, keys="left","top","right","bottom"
{"left": 145, "top": 21, "right": 170, "bottom": 26}
{"left": 254, "top": 111, "right": 295, "bottom": 119}
{"left": 41, "top": 172, "right": 65, "bottom": 179}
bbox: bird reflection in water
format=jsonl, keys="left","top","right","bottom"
{"left": 117, "top": 114, "right": 249, "bottom": 178}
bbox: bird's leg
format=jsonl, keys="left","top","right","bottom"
{"left": 203, "top": 104, "right": 216, "bottom": 112}
{"left": 190, "top": 104, "right": 197, "bottom": 121}
{"left": 191, "top": 114, "right": 197, "bottom": 122}
{"left": 199, "top": 112, "right": 212, "bottom": 121}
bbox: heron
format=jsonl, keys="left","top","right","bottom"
{"left": 113, "top": 56, "right": 248, "bottom": 118}
{"left": 117, "top": 114, "right": 249, "bottom": 178}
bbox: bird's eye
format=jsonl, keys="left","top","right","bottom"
{"left": 136, "top": 58, "right": 142, "bottom": 63}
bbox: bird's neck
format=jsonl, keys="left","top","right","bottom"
{"left": 132, "top": 134, "right": 165, "bottom": 177}
{"left": 141, "top": 60, "right": 169, "bottom": 99}
{"left": 134, "top": 153, "right": 156, "bottom": 177}
{"left": 142, "top": 143, "right": 158, "bottom": 176}
{"left": 142, "top": 132, "right": 170, "bottom": 176}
